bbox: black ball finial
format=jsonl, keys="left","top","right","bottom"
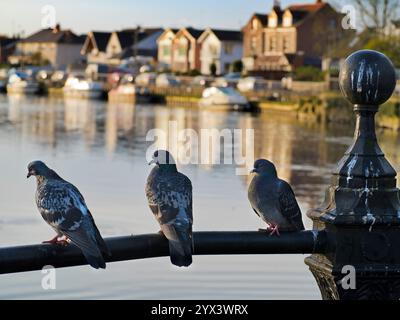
{"left": 339, "top": 50, "right": 396, "bottom": 106}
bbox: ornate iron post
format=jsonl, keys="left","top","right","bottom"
{"left": 305, "top": 50, "right": 400, "bottom": 300}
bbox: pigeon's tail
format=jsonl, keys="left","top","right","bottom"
{"left": 161, "top": 222, "right": 193, "bottom": 268}
{"left": 93, "top": 224, "right": 112, "bottom": 258}
{"left": 81, "top": 250, "right": 106, "bottom": 269}
{"left": 63, "top": 229, "right": 107, "bottom": 270}
{"left": 169, "top": 240, "right": 193, "bottom": 267}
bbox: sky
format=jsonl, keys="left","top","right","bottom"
{"left": 0, "top": 0, "right": 332, "bottom": 37}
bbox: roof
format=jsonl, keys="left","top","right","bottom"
{"left": 185, "top": 27, "right": 204, "bottom": 39}
{"left": 116, "top": 28, "right": 163, "bottom": 49}
{"left": 199, "top": 28, "right": 242, "bottom": 43}
{"left": 22, "top": 28, "right": 83, "bottom": 44}
{"left": 287, "top": 2, "right": 326, "bottom": 13}
{"left": 211, "top": 29, "right": 242, "bottom": 42}
{"left": 253, "top": 13, "right": 268, "bottom": 26}
{"left": 91, "top": 32, "right": 112, "bottom": 51}
{"left": 0, "top": 37, "right": 17, "bottom": 48}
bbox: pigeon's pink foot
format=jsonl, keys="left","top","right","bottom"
{"left": 42, "top": 235, "right": 59, "bottom": 244}
{"left": 43, "top": 236, "right": 70, "bottom": 246}
{"left": 269, "top": 225, "right": 280, "bottom": 237}
{"left": 56, "top": 239, "right": 70, "bottom": 246}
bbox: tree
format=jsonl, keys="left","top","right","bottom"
{"left": 365, "top": 36, "right": 400, "bottom": 67}
{"left": 209, "top": 63, "right": 217, "bottom": 76}
{"left": 345, "top": 0, "right": 399, "bottom": 34}
{"left": 231, "top": 60, "right": 243, "bottom": 73}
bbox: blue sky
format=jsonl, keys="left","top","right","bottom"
{"left": 0, "top": 0, "right": 334, "bottom": 36}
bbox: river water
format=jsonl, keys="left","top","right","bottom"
{"left": 0, "top": 94, "right": 399, "bottom": 299}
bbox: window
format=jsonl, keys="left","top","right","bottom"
{"left": 162, "top": 45, "right": 170, "bottom": 57}
{"left": 224, "top": 43, "right": 233, "bottom": 54}
{"left": 178, "top": 45, "right": 186, "bottom": 56}
{"left": 283, "top": 37, "right": 289, "bottom": 51}
{"left": 269, "top": 36, "right": 276, "bottom": 51}
{"left": 252, "top": 19, "right": 259, "bottom": 30}
{"left": 251, "top": 37, "right": 257, "bottom": 53}
{"left": 209, "top": 44, "right": 218, "bottom": 56}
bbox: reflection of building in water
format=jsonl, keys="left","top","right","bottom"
{"left": 149, "top": 106, "right": 200, "bottom": 163}
{"left": 63, "top": 98, "right": 98, "bottom": 146}
{"left": 105, "top": 102, "right": 135, "bottom": 153}
{"left": 197, "top": 110, "right": 236, "bottom": 170}
{"left": 8, "top": 95, "right": 58, "bottom": 147}
{"left": 251, "top": 112, "right": 294, "bottom": 184}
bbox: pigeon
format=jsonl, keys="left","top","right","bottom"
{"left": 248, "top": 159, "right": 305, "bottom": 236}
{"left": 27, "top": 161, "right": 110, "bottom": 269}
{"left": 145, "top": 150, "right": 193, "bottom": 267}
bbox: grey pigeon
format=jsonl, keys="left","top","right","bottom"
{"left": 27, "top": 161, "right": 110, "bottom": 269}
{"left": 145, "top": 150, "right": 193, "bottom": 267}
{"left": 248, "top": 159, "right": 305, "bottom": 236}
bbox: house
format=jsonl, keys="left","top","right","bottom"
{"left": 198, "top": 28, "right": 242, "bottom": 75}
{"left": 242, "top": 0, "right": 351, "bottom": 78}
{"left": 81, "top": 31, "right": 112, "bottom": 64}
{"left": 0, "top": 36, "right": 17, "bottom": 64}
{"left": 81, "top": 28, "right": 163, "bottom": 66}
{"left": 10, "top": 24, "right": 84, "bottom": 67}
{"left": 171, "top": 27, "right": 204, "bottom": 73}
{"left": 157, "top": 28, "right": 179, "bottom": 70}
{"left": 114, "top": 28, "right": 164, "bottom": 63}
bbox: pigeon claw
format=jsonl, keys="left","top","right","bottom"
{"left": 258, "top": 224, "right": 280, "bottom": 237}
{"left": 42, "top": 236, "right": 70, "bottom": 246}
{"left": 269, "top": 225, "right": 280, "bottom": 237}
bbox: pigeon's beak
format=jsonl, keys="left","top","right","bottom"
{"left": 148, "top": 159, "right": 156, "bottom": 166}
{"left": 27, "top": 170, "right": 34, "bottom": 178}
{"left": 250, "top": 168, "right": 257, "bottom": 174}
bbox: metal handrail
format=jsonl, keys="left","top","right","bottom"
{"left": 0, "top": 230, "right": 327, "bottom": 274}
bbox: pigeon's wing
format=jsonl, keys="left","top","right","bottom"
{"left": 60, "top": 209, "right": 106, "bottom": 269}
{"left": 38, "top": 183, "right": 107, "bottom": 269}
{"left": 146, "top": 172, "right": 193, "bottom": 267}
{"left": 277, "top": 180, "right": 305, "bottom": 231}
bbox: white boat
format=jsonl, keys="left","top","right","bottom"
{"left": 237, "top": 76, "right": 267, "bottom": 92}
{"left": 6, "top": 72, "right": 39, "bottom": 94}
{"left": 199, "top": 86, "right": 250, "bottom": 111}
{"left": 155, "top": 74, "right": 180, "bottom": 88}
{"left": 63, "top": 74, "right": 104, "bottom": 99}
{"left": 108, "top": 83, "right": 150, "bottom": 103}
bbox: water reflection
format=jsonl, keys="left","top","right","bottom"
{"left": 1, "top": 95, "right": 400, "bottom": 299}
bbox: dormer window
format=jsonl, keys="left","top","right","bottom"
{"left": 252, "top": 19, "right": 259, "bottom": 30}
{"left": 268, "top": 11, "right": 278, "bottom": 28}
{"left": 283, "top": 10, "right": 292, "bottom": 27}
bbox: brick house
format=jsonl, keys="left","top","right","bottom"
{"left": 171, "top": 27, "right": 203, "bottom": 73}
{"left": 242, "top": 0, "right": 350, "bottom": 78}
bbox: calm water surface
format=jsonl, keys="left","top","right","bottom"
{"left": 0, "top": 94, "right": 399, "bottom": 300}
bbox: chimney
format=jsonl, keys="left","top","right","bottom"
{"left": 52, "top": 24, "right": 61, "bottom": 33}
{"left": 273, "top": 0, "right": 281, "bottom": 12}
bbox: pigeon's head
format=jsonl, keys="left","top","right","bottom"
{"left": 148, "top": 150, "right": 177, "bottom": 171}
{"left": 251, "top": 159, "right": 277, "bottom": 177}
{"left": 27, "top": 161, "right": 52, "bottom": 179}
